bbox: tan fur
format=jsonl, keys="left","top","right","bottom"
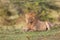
{"left": 24, "top": 12, "right": 50, "bottom": 31}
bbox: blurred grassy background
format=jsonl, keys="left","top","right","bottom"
{"left": 0, "top": 0, "right": 60, "bottom": 40}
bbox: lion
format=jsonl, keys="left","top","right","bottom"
{"left": 23, "top": 11, "right": 50, "bottom": 31}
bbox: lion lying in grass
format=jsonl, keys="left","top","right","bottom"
{"left": 23, "top": 12, "right": 52, "bottom": 31}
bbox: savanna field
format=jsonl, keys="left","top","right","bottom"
{"left": 0, "top": 25, "right": 60, "bottom": 40}
{"left": 0, "top": 0, "right": 60, "bottom": 40}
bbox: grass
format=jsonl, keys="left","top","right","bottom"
{"left": 0, "top": 25, "right": 60, "bottom": 40}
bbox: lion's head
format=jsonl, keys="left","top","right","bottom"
{"left": 25, "top": 12, "right": 36, "bottom": 24}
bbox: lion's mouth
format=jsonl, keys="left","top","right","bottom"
{"left": 28, "top": 20, "right": 33, "bottom": 24}
{"left": 30, "top": 21, "right": 33, "bottom": 24}
{"left": 28, "top": 18, "right": 34, "bottom": 24}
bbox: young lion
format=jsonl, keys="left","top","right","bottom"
{"left": 23, "top": 12, "right": 50, "bottom": 31}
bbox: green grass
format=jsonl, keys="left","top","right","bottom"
{"left": 0, "top": 26, "right": 60, "bottom": 40}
